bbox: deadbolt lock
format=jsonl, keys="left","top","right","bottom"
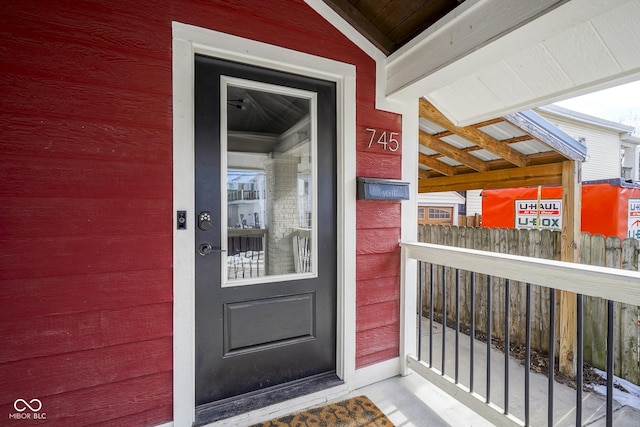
{"left": 198, "top": 211, "right": 212, "bottom": 231}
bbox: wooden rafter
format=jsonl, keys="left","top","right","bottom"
{"left": 419, "top": 152, "right": 457, "bottom": 176}
{"left": 418, "top": 163, "right": 563, "bottom": 193}
{"left": 470, "top": 117, "right": 505, "bottom": 128}
{"left": 420, "top": 99, "right": 530, "bottom": 168}
{"left": 419, "top": 130, "right": 488, "bottom": 172}
{"left": 431, "top": 131, "right": 535, "bottom": 148}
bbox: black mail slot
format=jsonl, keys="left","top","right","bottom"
{"left": 357, "top": 177, "right": 410, "bottom": 200}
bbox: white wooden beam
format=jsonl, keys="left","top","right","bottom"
{"left": 386, "top": 0, "right": 569, "bottom": 100}
{"left": 387, "top": 0, "right": 640, "bottom": 126}
{"left": 400, "top": 242, "right": 640, "bottom": 307}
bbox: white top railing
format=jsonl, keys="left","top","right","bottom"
{"left": 401, "top": 241, "right": 640, "bottom": 306}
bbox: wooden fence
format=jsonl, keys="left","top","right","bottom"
{"left": 418, "top": 224, "right": 640, "bottom": 385}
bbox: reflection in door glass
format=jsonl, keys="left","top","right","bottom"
{"left": 225, "top": 81, "right": 315, "bottom": 283}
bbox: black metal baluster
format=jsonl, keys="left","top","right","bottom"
{"left": 525, "top": 283, "right": 531, "bottom": 427}
{"left": 487, "top": 275, "right": 492, "bottom": 403}
{"left": 548, "top": 290, "right": 556, "bottom": 427}
{"left": 504, "top": 279, "right": 510, "bottom": 415}
{"left": 442, "top": 265, "right": 447, "bottom": 375}
{"left": 576, "top": 294, "right": 583, "bottom": 426}
{"left": 606, "top": 300, "right": 614, "bottom": 427}
{"left": 430, "top": 263, "right": 434, "bottom": 367}
{"left": 455, "top": 269, "right": 460, "bottom": 384}
{"left": 470, "top": 272, "right": 476, "bottom": 393}
{"left": 418, "top": 261, "right": 423, "bottom": 362}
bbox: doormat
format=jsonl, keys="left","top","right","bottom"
{"left": 251, "top": 395, "right": 394, "bottom": 427}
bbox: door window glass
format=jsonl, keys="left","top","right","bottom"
{"left": 222, "top": 77, "right": 317, "bottom": 285}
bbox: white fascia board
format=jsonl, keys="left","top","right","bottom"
{"left": 386, "top": 0, "right": 638, "bottom": 123}
{"left": 621, "top": 135, "right": 640, "bottom": 146}
{"left": 386, "top": 0, "right": 571, "bottom": 100}
{"left": 417, "top": 191, "right": 466, "bottom": 205}
{"left": 303, "top": 0, "right": 403, "bottom": 114}
{"left": 538, "top": 105, "right": 636, "bottom": 133}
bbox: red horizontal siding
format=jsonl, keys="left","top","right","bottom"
{"left": 356, "top": 252, "right": 401, "bottom": 282}
{"left": 1, "top": 235, "right": 171, "bottom": 280}
{"left": 0, "top": 198, "right": 171, "bottom": 240}
{"left": 356, "top": 300, "right": 400, "bottom": 333}
{"left": 357, "top": 201, "right": 402, "bottom": 229}
{"left": 356, "top": 324, "right": 400, "bottom": 367}
{"left": 0, "top": 116, "right": 172, "bottom": 165}
{"left": 0, "top": 304, "right": 172, "bottom": 364}
{"left": 0, "top": 338, "right": 172, "bottom": 405}
{"left": 0, "top": 157, "right": 171, "bottom": 199}
{"left": 0, "top": 371, "right": 173, "bottom": 426}
{"left": 0, "top": 39, "right": 169, "bottom": 96}
{"left": 356, "top": 347, "right": 400, "bottom": 368}
{"left": 3, "top": 1, "right": 170, "bottom": 60}
{"left": 0, "top": 270, "right": 172, "bottom": 322}
{"left": 356, "top": 228, "right": 401, "bottom": 255}
{"left": 1, "top": 0, "right": 403, "bottom": 423}
{"left": 357, "top": 109, "right": 403, "bottom": 131}
{"left": 356, "top": 151, "right": 402, "bottom": 179}
{"left": 356, "top": 277, "right": 400, "bottom": 306}
{"left": 1, "top": 75, "right": 170, "bottom": 130}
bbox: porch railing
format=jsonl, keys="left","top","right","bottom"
{"left": 400, "top": 242, "right": 640, "bottom": 427}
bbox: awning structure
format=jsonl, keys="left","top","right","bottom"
{"left": 417, "top": 98, "right": 590, "bottom": 377}
{"left": 418, "top": 98, "right": 587, "bottom": 193}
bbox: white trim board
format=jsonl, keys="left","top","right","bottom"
{"left": 303, "top": 0, "right": 403, "bottom": 114}
{"left": 172, "top": 21, "right": 358, "bottom": 427}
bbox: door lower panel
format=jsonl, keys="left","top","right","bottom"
{"left": 224, "top": 293, "right": 316, "bottom": 356}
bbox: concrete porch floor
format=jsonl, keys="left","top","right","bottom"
{"left": 208, "top": 318, "right": 639, "bottom": 426}
{"left": 347, "top": 319, "right": 640, "bottom": 426}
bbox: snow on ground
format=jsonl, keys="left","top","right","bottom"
{"left": 591, "top": 368, "right": 640, "bottom": 411}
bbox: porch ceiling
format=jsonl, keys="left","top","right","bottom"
{"left": 320, "top": 0, "right": 465, "bottom": 55}
{"left": 418, "top": 98, "right": 586, "bottom": 193}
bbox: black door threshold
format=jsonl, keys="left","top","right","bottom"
{"left": 194, "top": 372, "right": 343, "bottom": 426}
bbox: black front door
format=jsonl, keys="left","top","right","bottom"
{"left": 194, "top": 55, "right": 338, "bottom": 419}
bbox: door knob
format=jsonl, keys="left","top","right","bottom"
{"left": 198, "top": 243, "right": 226, "bottom": 256}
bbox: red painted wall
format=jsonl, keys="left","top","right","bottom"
{"left": 0, "top": 0, "right": 401, "bottom": 425}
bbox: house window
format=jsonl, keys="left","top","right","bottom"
{"left": 418, "top": 207, "right": 425, "bottom": 220}
{"left": 428, "top": 208, "right": 451, "bottom": 220}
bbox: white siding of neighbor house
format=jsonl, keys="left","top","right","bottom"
{"left": 466, "top": 189, "right": 483, "bottom": 216}
{"left": 621, "top": 141, "right": 640, "bottom": 181}
{"left": 536, "top": 112, "right": 622, "bottom": 181}
{"left": 417, "top": 191, "right": 465, "bottom": 206}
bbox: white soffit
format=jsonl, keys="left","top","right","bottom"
{"left": 387, "top": 0, "right": 640, "bottom": 127}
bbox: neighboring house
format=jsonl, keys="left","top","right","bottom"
{"left": 2, "top": 1, "right": 640, "bottom": 427}
{"left": 417, "top": 191, "right": 465, "bottom": 225}
{"left": 536, "top": 105, "right": 640, "bottom": 182}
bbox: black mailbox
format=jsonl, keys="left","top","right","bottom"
{"left": 357, "top": 177, "right": 410, "bottom": 201}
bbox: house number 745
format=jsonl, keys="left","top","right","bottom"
{"left": 366, "top": 128, "right": 399, "bottom": 152}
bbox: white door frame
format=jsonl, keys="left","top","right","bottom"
{"left": 172, "top": 22, "right": 356, "bottom": 426}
